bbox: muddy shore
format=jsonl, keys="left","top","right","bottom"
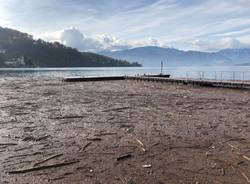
{"left": 0, "top": 77, "right": 249, "bottom": 184}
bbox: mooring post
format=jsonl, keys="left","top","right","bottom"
{"left": 161, "top": 61, "right": 163, "bottom": 75}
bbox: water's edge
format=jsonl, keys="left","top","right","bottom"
{"left": 0, "top": 66, "right": 250, "bottom": 80}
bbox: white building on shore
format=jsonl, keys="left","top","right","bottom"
{"left": 0, "top": 48, "right": 6, "bottom": 54}
{"left": 4, "top": 56, "right": 26, "bottom": 66}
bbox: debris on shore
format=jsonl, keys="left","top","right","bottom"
{"left": 0, "top": 77, "right": 249, "bottom": 183}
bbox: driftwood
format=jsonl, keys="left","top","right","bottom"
{"left": 227, "top": 143, "right": 240, "bottom": 150}
{"left": 88, "top": 152, "right": 115, "bottom": 155}
{"left": 142, "top": 164, "right": 152, "bottom": 168}
{"left": 169, "top": 143, "right": 212, "bottom": 150}
{"left": 8, "top": 160, "right": 79, "bottom": 174}
{"left": 220, "top": 168, "right": 225, "bottom": 176}
{"left": 135, "top": 138, "right": 144, "bottom": 148}
{"left": 50, "top": 176, "right": 65, "bottom": 181}
{"left": 87, "top": 138, "right": 102, "bottom": 141}
{"left": 23, "top": 135, "right": 50, "bottom": 142}
{"left": 0, "top": 121, "right": 17, "bottom": 125}
{"left": 14, "top": 146, "right": 32, "bottom": 152}
{"left": 9, "top": 152, "right": 43, "bottom": 159}
{"left": 34, "top": 153, "right": 63, "bottom": 166}
{"left": 240, "top": 171, "right": 250, "bottom": 183}
{"left": 222, "top": 138, "right": 246, "bottom": 143}
{"left": 118, "top": 176, "right": 126, "bottom": 184}
{"left": 117, "top": 154, "right": 132, "bottom": 161}
{"left": 80, "top": 142, "right": 92, "bottom": 152}
{"left": 0, "top": 143, "right": 17, "bottom": 146}
{"left": 179, "top": 168, "right": 221, "bottom": 176}
{"left": 94, "top": 132, "right": 117, "bottom": 136}
{"left": 135, "top": 138, "right": 146, "bottom": 152}
{"left": 49, "top": 115, "right": 86, "bottom": 120}
{"left": 103, "top": 107, "right": 130, "bottom": 112}
{"left": 243, "top": 155, "right": 250, "bottom": 162}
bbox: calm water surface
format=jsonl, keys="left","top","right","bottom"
{"left": 0, "top": 66, "right": 250, "bottom": 80}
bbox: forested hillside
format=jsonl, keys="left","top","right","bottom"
{"left": 0, "top": 27, "right": 141, "bottom": 67}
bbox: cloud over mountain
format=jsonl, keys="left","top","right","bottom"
{"left": 35, "top": 28, "right": 161, "bottom": 52}
{"left": 1, "top": 0, "right": 250, "bottom": 51}
{"left": 192, "top": 38, "right": 250, "bottom": 51}
{"left": 36, "top": 28, "right": 250, "bottom": 53}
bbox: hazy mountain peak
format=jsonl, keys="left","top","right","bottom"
{"left": 100, "top": 46, "right": 250, "bottom": 67}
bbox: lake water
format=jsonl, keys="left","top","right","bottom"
{"left": 0, "top": 66, "right": 250, "bottom": 80}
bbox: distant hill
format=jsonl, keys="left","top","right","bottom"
{"left": 217, "top": 48, "right": 250, "bottom": 64}
{"left": 236, "top": 63, "right": 250, "bottom": 66}
{"left": 0, "top": 27, "right": 141, "bottom": 67}
{"left": 100, "top": 46, "right": 250, "bottom": 67}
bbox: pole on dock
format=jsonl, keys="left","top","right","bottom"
{"left": 243, "top": 72, "right": 245, "bottom": 83}
{"left": 160, "top": 61, "right": 163, "bottom": 75}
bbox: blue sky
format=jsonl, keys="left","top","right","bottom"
{"left": 0, "top": 0, "right": 250, "bottom": 52}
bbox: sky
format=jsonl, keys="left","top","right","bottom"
{"left": 0, "top": 0, "right": 250, "bottom": 52}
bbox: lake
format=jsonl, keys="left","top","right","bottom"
{"left": 0, "top": 66, "right": 250, "bottom": 80}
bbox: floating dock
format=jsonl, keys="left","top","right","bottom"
{"left": 63, "top": 76, "right": 126, "bottom": 82}
{"left": 126, "top": 76, "right": 250, "bottom": 90}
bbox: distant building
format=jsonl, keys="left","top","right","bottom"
{"left": 4, "top": 56, "right": 26, "bottom": 66}
{"left": 0, "top": 49, "right": 6, "bottom": 54}
{"left": 0, "top": 45, "right": 6, "bottom": 54}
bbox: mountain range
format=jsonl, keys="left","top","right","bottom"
{"left": 0, "top": 27, "right": 141, "bottom": 68}
{"left": 1, "top": 26, "right": 249, "bottom": 68}
{"left": 100, "top": 46, "right": 250, "bottom": 67}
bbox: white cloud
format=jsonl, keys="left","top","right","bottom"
{"left": 35, "top": 28, "right": 102, "bottom": 52}
{"left": 131, "top": 37, "right": 161, "bottom": 47}
{"left": 1, "top": 0, "right": 250, "bottom": 52}
{"left": 35, "top": 27, "right": 250, "bottom": 52}
{"left": 192, "top": 38, "right": 250, "bottom": 51}
{"left": 35, "top": 27, "right": 162, "bottom": 52}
